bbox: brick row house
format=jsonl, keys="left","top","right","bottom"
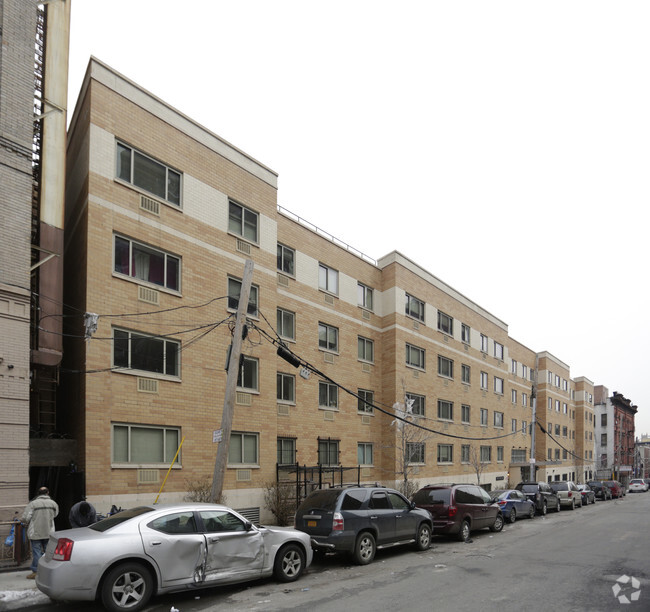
{"left": 62, "top": 59, "right": 599, "bottom": 521}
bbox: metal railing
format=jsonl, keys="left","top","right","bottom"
{"left": 1, "top": 521, "right": 30, "bottom": 568}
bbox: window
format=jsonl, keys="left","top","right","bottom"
{"left": 318, "top": 263, "right": 338, "bottom": 294}
{"left": 228, "top": 432, "right": 258, "bottom": 465}
{"left": 113, "top": 328, "right": 180, "bottom": 377}
{"left": 522, "top": 365, "right": 528, "bottom": 379}
{"left": 511, "top": 418, "right": 517, "bottom": 432}
{"left": 461, "top": 364, "right": 471, "bottom": 384}
{"left": 437, "top": 444, "right": 453, "bottom": 463}
{"left": 601, "top": 414, "right": 607, "bottom": 426}
{"left": 116, "top": 142, "right": 181, "bottom": 206}
{"left": 277, "top": 373, "right": 295, "bottom": 403}
{"left": 438, "top": 355, "right": 454, "bottom": 378}
{"left": 237, "top": 356, "right": 258, "bottom": 391}
{"left": 358, "top": 336, "right": 374, "bottom": 363}
{"left": 522, "top": 420, "right": 528, "bottom": 434}
{"left": 437, "top": 311, "right": 453, "bottom": 335}
{"left": 112, "top": 423, "right": 180, "bottom": 464}
{"left": 555, "top": 424, "right": 560, "bottom": 436}
{"left": 228, "top": 200, "right": 258, "bottom": 242}
{"left": 480, "top": 333, "right": 488, "bottom": 353}
{"left": 480, "top": 371, "right": 488, "bottom": 390}
{"left": 555, "top": 399, "right": 560, "bottom": 412}
{"left": 461, "top": 445, "right": 470, "bottom": 463}
{"left": 480, "top": 446, "right": 492, "bottom": 462}
{"left": 318, "top": 439, "right": 339, "bottom": 466}
{"left": 511, "top": 389, "right": 517, "bottom": 404}
{"left": 227, "top": 277, "right": 259, "bottom": 317}
{"left": 358, "top": 389, "right": 374, "bottom": 413}
{"left": 494, "top": 411, "right": 504, "bottom": 428}
{"left": 563, "top": 402, "right": 568, "bottom": 414}
{"left": 461, "top": 323, "right": 471, "bottom": 344}
{"left": 277, "top": 308, "right": 295, "bottom": 341}
{"left": 318, "top": 322, "right": 339, "bottom": 352}
{"left": 562, "top": 449, "right": 568, "bottom": 460}
{"left": 405, "top": 293, "right": 425, "bottom": 322}
{"left": 562, "top": 426, "right": 568, "bottom": 437}
{"left": 511, "top": 359, "right": 518, "bottom": 374}
{"left": 548, "top": 449, "right": 552, "bottom": 460}
{"left": 318, "top": 381, "right": 338, "bottom": 409}
{"left": 358, "top": 283, "right": 373, "bottom": 310}
{"left": 601, "top": 434, "right": 607, "bottom": 446}
{"left": 406, "top": 393, "right": 425, "bottom": 417}
{"left": 555, "top": 375, "right": 560, "bottom": 387}
{"left": 406, "top": 442, "right": 425, "bottom": 464}
{"left": 406, "top": 343, "right": 425, "bottom": 369}
{"left": 555, "top": 449, "right": 560, "bottom": 461}
{"left": 548, "top": 398, "right": 553, "bottom": 410}
{"left": 437, "top": 399, "right": 453, "bottom": 421}
{"left": 511, "top": 448, "right": 526, "bottom": 463}
{"left": 494, "top": 377, "right": 504, "bottom": 394}
{"left": 277, "top": 244, "right": 295, "bottom": 275}
{"left": 358, "top": 443, "right": 373, "bottom": 465}
{"left": 277, "top": 438, "right": 296, "bottom": 465}
{"left": 480, "top": 408, "right": 488, "bottom": 426}
{"left": 497, "top": 447, "right": 504, "bottom": 462}
{"left": 494, "top": 342, "right": 504, "bottom": 360}
{"left": 522, "top": 392, "right": 528, "bottom": 407}
{"left": 114, "top": 235, "right": 180, "bottom": 291}
{"left": 461, "top": 404, "right": 470, "bottom": 424}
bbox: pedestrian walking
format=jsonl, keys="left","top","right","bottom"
{"left": 69, "top": 500, "right": 97, "bottom": 528}
{"left": 21, "top": 486, "right": 59, "bottom": 579}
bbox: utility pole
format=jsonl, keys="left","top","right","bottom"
{"left": 529, "top": 355, "right": 538, "bottom": 481}
{"left": 211, "top": 259, "right": 254, "bottom": 503}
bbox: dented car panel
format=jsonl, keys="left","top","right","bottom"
{"left": 36, "top": 503, "right": 312, "bottom": 611}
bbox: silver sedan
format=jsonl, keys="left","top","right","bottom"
{"left": 36, "top": 503, "right": 312, "bottom": 612}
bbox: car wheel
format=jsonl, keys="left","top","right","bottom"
{"left": 540, "top": 501, "right": 547, "bottom": 516}
{"left": 508, "top": 508, "right": 516, "bottom": 524}
{"left": 353, "top": 532, "right": 376, "bottom": 565}
{"left": 570, "top": 500, "right": 575, "bottom": 510}
{"left": 490, "top": 513, "right": 504, "bottom": 533}
{"left": 414, "top": 523, "right": 432, "bottom": 551}
{"left": 274, "top": 543, "right": 305, "bottom": 582}
{"left": 528, "top": 505, "right": 535, "bottom": 520}
{"left": 457, "top": 520, "right": 471, "bottom": 542}
{"left": 100, "top": 562, "right": 153, "bottom": 612}
{"left": 555, "top": 499, "right": 561, "bottom": 512}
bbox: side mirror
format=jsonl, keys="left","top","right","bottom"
{"left": 244, "top": 521, "right": 253, "bottom": 531}
{"left": 410, "top": 501, "right": 416, "bottom": 511}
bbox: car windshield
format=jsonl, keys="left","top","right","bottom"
{"left": 551, "top": 483, "right": 568, "bottom": 491}
{"left": 490, "top": 490, "right": 508, "bottom": 500}
{"left": 412, "top": 488, "right": 450, "bottom": 504}
{"left": 520, "top": 485, "right": 539, "bottom": 493}
{"left": 90, "top": 506, "right": 155, "bottom": 532}
{"left": 301, "top": 489, "right": 342, "bottom": 511}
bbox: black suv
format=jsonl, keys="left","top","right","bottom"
{"left": 412, "top": 483, "right": 504, "bottom": 542}
{"left": 294, "top": 485, "right": 433, "bottom": 565}
{"left": 587, "top": 480, "right": 612, "bottom": 500}
{"left": 515, "top": 482, "right": 561, "bottom": 515}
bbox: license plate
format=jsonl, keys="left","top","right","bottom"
{"left": 307, "top": 520, "right": 317, "bottom": 527}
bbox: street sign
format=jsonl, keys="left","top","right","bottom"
{"left": 213, "top": 429, "right": 223, "bottom": 443}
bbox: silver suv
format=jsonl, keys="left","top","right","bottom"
{"left": 550, "top": 481, "right": 583, "bottom": 510}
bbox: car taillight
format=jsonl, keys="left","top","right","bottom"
{"left": 52, "top": 538, "right": 74, "bottom": 561}
{"left": 332, "top": 512, "right": 344, "bottom": 531}
{"left": 447, "top": 505, "right": 457, "bottom": 518}
{"left": 568, "top": 492, "right": 573, "bottom": 498}
{"left": 497, "top": 501, "right": 507, "bottom": 506}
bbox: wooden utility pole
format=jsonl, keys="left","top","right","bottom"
{"left": 211, "top": 259, "right": 254, "bottom": 503}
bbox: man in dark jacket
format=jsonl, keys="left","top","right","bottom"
{"left": 69, "top": 500, "right": 97, "bottom": 528}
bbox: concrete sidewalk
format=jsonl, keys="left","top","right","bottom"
{"left": 0, "top": 569, "right": 50, "bottom": 611}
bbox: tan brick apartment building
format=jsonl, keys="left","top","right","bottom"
{"left": 63, "top": 59, "right": 596, "bottom": 521}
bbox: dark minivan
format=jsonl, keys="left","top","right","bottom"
{"left": 412, "top": 483, "right": 504, "bottom": 542}
{"left": 294, "top": 486, "right": 433, "bottom": 565}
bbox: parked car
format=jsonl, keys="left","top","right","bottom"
{"left": 550, "top": 481, "right": 583, "bottom": 510}
{"left": 489, "top": 489, "right": 536, "bottom": 523}
{"left": 587, "top": 480, "right": 612, "bottom": 500}
{"left": 36, "top": 503, "right": 312, "bottom": 612}
{"left": 628, "top": 478, "right": 649, "bottom": 493}
{"left": 576, "top": 484, "right": 596, "bottom": 505}
{"left": 294, "top": 485, "right": 433, "bottom": 565}
{"left": 412, "top": 483, "right": 504, "bottom": 542}
{"left": 604, "top": 480, "right": 623, "bottom": 499}
{"left": 515, "top": 482, "right": 561, "bottom": 515}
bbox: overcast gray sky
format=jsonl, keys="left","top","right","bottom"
{"left": 67, "top": 0, "right": 650, "bottom": 434}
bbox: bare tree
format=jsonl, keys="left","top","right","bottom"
{"left": 467, "top": 444, "right": 487, "bottom": 486}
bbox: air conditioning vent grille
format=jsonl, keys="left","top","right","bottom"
{"left": 236, "top": 239, "right": 251, "bottom": 255}
{"left": 138, "top": 285, "right": 160, "bottom": 305}
{"left": 137, "top": 377, "right": 159, "bottom": 393}
{"left": 140, "top": 195, "right": 161, "bottom": 215}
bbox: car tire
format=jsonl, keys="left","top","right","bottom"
{"left": 414, "top": 523, "right": 432, "bottom": 551}
{"left": 100, "top": 562, "right": 153, "bottom": 612}
{"left": 508, "top": 508, "right": 516, "bottom": 524}
{"left": 570, "top": 500, "right": 575, "bottom": 510}
{"left": 528, "top": 505, "right": 535, "bottom": 520}
{"left": 555, "top": 499, "right": 561, "bottom": 512}
{"left": 540, "top": 501, "right": 547, "bottom": 516}
{"left": 274, "top": 543, "right": 305, "bottom": 582}
{"left": 457, "top": 520, "right": 471, "bottom": 542}
{"left": 353, "top": 532, "right": 376, "bottom": 565}
{"left": 490, "top": 513, "right": 504, "bottom": 533}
